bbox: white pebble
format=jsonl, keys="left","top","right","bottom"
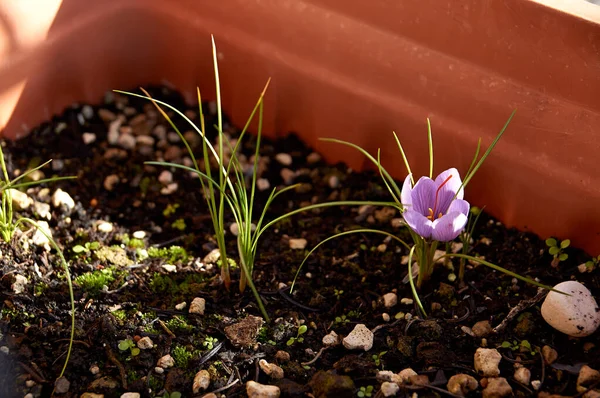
{"left": 514, "top": 367, "right": 531, "bottom": 385}
{"left": 541, "top": 281, "right": 600, "bottom": 337}
{"left": 82, "top": 105, "right": 94, "bottom": 119}
{"left": 160, "top": 182, "right": 178, "bottom": 195}
{"left": 382, "top": 293, "right": 398, "bottom": 308}
{"left": 33, "top": 201, "right": 51, "bottom": 220}
{"left": 136, "top": 135, "right": 155, "bottom": 147}
{"left": 175, "top": 302, "right": 187, "bottom": 310}
{"left": 158, "top": 170, "right": 173, "bottom": 185}
{"left": 157, "top": 354, "right": 174, "bottom": 369}
{"left": 280, "top": 168, "right": 295, "bottom": 185}
{"left": 137, "top": 337, "right": 154, "bottom": 350}
{"left": 189, "top": 297, "right": 206, "bottom": 315}
{"left": 82, "top": 132, "right": 97, "bottom": 145}
{"left": 342, "top": 324, "right": 374, "bottom": 351}
{"left": 474, "top": 348, "right": 501, "bottom": 377}
{"left": 108, "top": 118, "right": 123, "bottom": 144}
{"left": 121, "top": 393, "right": 140, "bottom": 398}
{"left": 322, "top": 331, "right": 340, "bottom": 347}
{"left": 154, "top": 367, "right": 164, "bottom": 374}
{"left": 89, "top": 364, "right": 100, "bottom": 375}
{"left": 9, "top": 189, "right": 33, "bottom": 210}
{"left": 246, "top": 380, "right": 280, "bottom": 398}
{"left": 289, "top": 238, "right": 308, "bottom": 250}
{"left": 118, "top": 133, "right": 136, "bottom": 150}
{"left": 52, "top": 188, "right": 75, "bottom": 210}
{"left": 275, "top": 153, "right": 292, "bottom": 166}
{"left": 328, "top": 175, "right": 340, "bottom": 189}
{"left": 259, "top": 359, "right": 284, "bottom": 379}
{"left": 11, "top": 274, "right": 28, "bottom": 294}
{"left": 380, "top": 381, "right": 399, "bottom": 397}
{"left": 31, "top": 221, "right": 52, "bottom": 251}
{"left": 400, "top": 298, "right": 414, "bottom": 305}
{"left": 161, "top": 264, "right": 177, "bottom": 273}
{"left": 133, "top": 230, "right": 146, "bottom": 239}
{"left": 257, "top": 178, "right": 270, "bottom": 191}
{"left": 96, "top": 221, "right": 113, "bottom": 233}
{"left": 193, "top": 370, "right": 211, "bottom": 393}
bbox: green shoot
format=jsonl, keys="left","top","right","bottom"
{"left": 546, "top": 238, "right": 570, "bottom": 268}
{"left": 286, "top": 324, "right": 308, "bottom": 346}
{"left": 118, "top": 338, "right": 140, "bottom": 357}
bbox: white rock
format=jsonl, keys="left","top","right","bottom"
{"left": 259, "top": 359, "right": 284, "bottom": 379}
{"left": 108, "top": 118, "right": 123, "bottom": 144}
{"left": 307, "top": 152, "right": 321, "bottom": 164}
{"left": 541, "top": 281, "right": 600, "bottom": 337}
{"left": 474, "top": 348, "right": 502, "bottom": 377}
{"left": 280, "top": 168, "right": 295, "bottom": 185}
{"left": 383, "top": 293, "right": 398, "bottom": 308}
{"left": 203, "top": 248, "right": 220, "bottom": 264}
{"left": 31, "top": 221, "right": 52, "bottom": 251}
{"left": 289, "top": 238, "right": 307, "bottom": 250}
{"left": 246, "top": 380, "right": 280, "bottom": 398}
{"left": 96, "top": 221, "right": 113, "bottom": 233}
{"left": 322, "top": 331, "right": 340, "bottom": 347}
{"left": 482, "top": 377, "right": 512, "bottom": 397}
{"left": 11, "top": 274, "right": 28, "bottom": 294}
{"left": 380, "top": 381, "right": 399, "bottom": 397}
{"left": 275, "top": 153, "right": 292, "bottom": 166}
{"left": 175, "top": 302, "right": 187, "bottom": 310}
{"left": 400, "top": 298, "right": 413, "bottom": 305}
{"left": 160, "top": 182, "right": 178, "bottom": 195}
{"left": 89, "top": 364, "right": 100, "bottom": 375}
{"left": 398, "top": 368, "right": 418, "bottom": 383}
{"left": 50, "top": 189, "right": 74, "bottom": 211}
{"left": 9, "top": 189, "right": 33, "bottom": 210}
{"left": 121, "top": 393, "right": 140, "bottom": 398}
{"left": 189, "top": 297, "right": 206, "bottom": 315}
{"left": 342, "top": 324, "right": 374, "bottom": 351}
{"left": 136, "top": 135, "right": 155, "bottom": 146}
{"left": 514, "top": 367, "right": 531, "bottom": 385}
{"left": 33, "top": 201, "right": 51, "bottom": 220}
{"left": 158, "top": 170, "right": 173, "bottom": 185}
{"left": 82, "top": 132, "right": 97, "bottom": 144}
{"left": 154, "top": 367, "right": 164, "bottom": 374}
{"left": 104, "top": 175, "right": 120, "bottom": 191}
{"left": 161, "top": 264, "right": 177, "bottom": 273}
{"left": 133, "top": 230, "right": 146, "bottom": 239}
{"left": 193, "top": 369, "right": 211, "bottom": 393}
{"left": 257, "top": 178, "right": 270, "bottom": 191}
{"left": 328, "top": 175, "right": 340, "bottom": 189}
{"left": 531, "top": 380, "right": 541, "bottom": 390}
{"left": 137, "top": 336, "right": 154, "bottom": 350}
{"left": 447, "top": 374, "right": 478, "bottom": 396}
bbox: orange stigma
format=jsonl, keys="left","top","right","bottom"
{"left": 426, "top": 174, "right": 453, "bottom": 221}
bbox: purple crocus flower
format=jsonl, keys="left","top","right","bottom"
{"left": 400, "top": 168, "right": 470, "bottom": 242}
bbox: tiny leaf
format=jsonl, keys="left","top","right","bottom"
{"left": 545, "top": 238, "right": 557, "bottom": 247}
{"left": 131, "top": 347, "right": 140, "bottom": 356}
{"left": 560, "top": 239, "right": 570, "bottom": 249}
{"left": 298, "top": 325, "right": 308, "bottom": 335}
{"left": 548, "top": 247, "right": 560, "bottom": 256}
{"left": 118, "top": 340, "right": 129, "bottom": 351}
{"left": 73, "top": 245, "right": 86, "bottom": 253}
{"left": 559, "top": 253, "right": 568, "bottom": 261}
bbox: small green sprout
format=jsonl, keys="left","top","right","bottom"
{"left": 546, "top": 238, "right": 570, "bottom": 267}
{"left": 118, "top": 339, "right": 140, "bottom": 357}
{"left": 72, "top": 241, "right": 100, "bottom": 255}
{"left": 372, "top": 351, "right": 387, "bottom": 367}
{"left": 334, "top": 315, "right": 349, "bottom": 325}
{"left": 202, "top": 336, "right": 218, "bottom": 350}
{"left": 163, "top": 203, "right": 180, "bottom": 217}
{"left": 334, "top": 288, "right": 344, "bottom": 299}
{"left": 500, "top": 339, "right": 536, "bottom": 356}
{"left": 171, "top": 218, "right": 186, "bottom": 231}
{"left": 286, "top": 324, "right": 308, "bottom": 346}
{"left": 357, "top": 385, "right": 374, "bottom": 398}
{"left": 583, "top": 255, "right": 600, "bottom": 272}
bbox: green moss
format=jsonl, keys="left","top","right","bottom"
{"left": 150, "top": 273, "right": 179, "bottom": 294}
{"left": 128, "top": 238, "right": 145, "bottom": 249}
{"left": 148, "top": 246, "right": 189, "bottom": 263}
{"left": 165, "top": 316, "right": 194, "bottom": 333}
{"left": 171, "top": 218, "right": 186, "bottom": 231}
{"left": 112, "top": 309, "right": 127, "bottom": 322}
{"left": 172, "top": 345, "right": 195, "bottom": 368}
{"left": 74, "top": 268, "right": 116, "bottom": 294}
{"left": 95, "top": 246, "right": 133, "bottom": 267}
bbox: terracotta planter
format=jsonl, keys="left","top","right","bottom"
{"left": 1, "top": 0, "right": 600, "bottom": 253}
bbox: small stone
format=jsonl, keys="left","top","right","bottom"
{"left": 577, "top": 365, "right": 600, "bottom": 393}
{"left": 161, "top": 264, "right": 177, "bottom": 273}
{"left": 31, "top": 221, "right": 52, "bottom": 251}
{"left": 33, "top": 201, "right": 51, "bottom": 220}
{"left": 54, "top": 376, "right": 70, "bottom": 394}
{"left": 514, "top": 367, "right": 531, "bottom": 385}
{"left": 98, "top": 108, "right": 117, "bottom": 122}
{"left": 132, "top": 230, "right": 146, "bottom": 239}
{"left": 474, "top": 348, "right": 502, "bottom": 377}
{"left": 11, "top": 274, "right": 28, "bottom": 294}
{"left": 167, "top": 131, "right": 181, "bottom": 143}
{"left": 382, "top": 313, "right": 390, "bottom": 322}
{"left": 259, "top": 359, "right": 284, "bottom": 379}
{"left": 307, "top": 152, "right": 321, "bottom": 164}
{"left": 81, "top": 105, "right": 94, "bottom": 119}
{"left": 541, "top": 281, "right": 600, "bottom": 337}
{"left": 322, "top": 331, "right": 340, "bottom": 347}
{"left": 224, "top": 315, "right": 264, "bottom": 348}
{"left": 103, "top": 175, "right": 120, "bottom": 191}
{"left": 164, "top": 145, "right": 183, "bottom": 160}
{"left": 104, "top": 148, "right": 128, "bottom": 160}
{"left": 275, "top": 153, "right": 292, "bottom": 166}
{"left": 447, "top": 374, "right": 478, "bottom": 396}
{"left": 398, "top": 368, "right": 418, "bottom": 383}
{"left": 158, "top": 170, "right": 173, "bottom": 185}
{"left": 154, "top": 367, "right": 164, "bottom": 374}
{"left": 25, "top": 380, "right": 36, "bottom": 388}
{"left": 531, "top": 380, "right": 541, "bottom": 390}
{"left": 136, "top": 135, "right": 155, "bottom": 147}
{"left": 380, "top": 381, "right": 400, "bottom": 397}
{"left": 108, "top": 118, "right": 123, "bottom": 144}
{"left": 200, "top": 394, "right": 217, "bottom": 398}
{"left": 189, "top": 297, "right": 206, "bottom": 315}
{"left": 257, "top": 178, "right": 270, "bottom": 191}
{"left": 52, "top": 188, "right": 75, "bottom": 210}
{"left": 96, "top": 221, "right": 113, "bottom": 233}
{"left": 156, "top": 354, "right": 174, "bottom": 369}
{"left": 89, "top": 364, "right": 100, "bottom": 375}
{"left": 203, "top": 248, "right": 220, "bottom": 264}
{"left": 461, "top": 326, "right": 475, "bottom": 337}
{"left": 400, "top": 298, "right": 414, "bottom": 305}
{"left": 482, "top": 377, "right": 512, "bottom": 398}
{"left": 342, "top": 324, "right": 374, "bottom": 351}
{"left": 51, "top": 159, "right": 64, "bottom": 171}
{"left": 137, "top": 336, "right": 154, "bottom": 350}
{"left": 246, "top": 380, "right": 280, "bottom": 398}
{"left": 160, "top": 182, "right": 178, "bottom": 195}
{"left": 193, "top": 370, "right": 211, "bottom": 394}
{"left": 382, "top": 293, "right": 398, "bottom": 308}
{"left": 289, "top": 238, "right": 307, "bottom": 250}
{"left": 472, "top": 320, "right": 492, "bottom": 337}
{"left": 275, "top": 351, "right": 290, "bottom": 362}
{"left": 153, "top": 125, "right": 167, "bottom": 140}
{"left": 0, "top": 346, "right": 9, "bottom": 354}
{"left": 309, "top": 371, "right": 354, "bottom": 397}
{"left": 82, "top": 132, "right": 97, "bottom": 144}
{"left": 121, "top": 394, "right": 140, "bottom": 398}
{"left": 542, "top": 345, "right": 558, "bottom": 364}
{"left": 280, "top": 168, "right": 295, "bottom": 185}
{"left": 175, "top": 302, "right": 187, "bottom": 310}
{"left": 81, "top": 393, "right": 105, "bottom": 398}
{"left": 24, "top": 394, "right": 33, "bottom": 398}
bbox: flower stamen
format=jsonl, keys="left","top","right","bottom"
{"left": 427, "top": 174, "right": 453, "bottom": 221}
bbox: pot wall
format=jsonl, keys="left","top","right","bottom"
{"left": 1, "top": 0, "right": 600, "bottom": 253}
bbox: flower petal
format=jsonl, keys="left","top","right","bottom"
{"left": 403, "top": 210, "right": 434, "bottom": 239}
{"left": 400, "top": 174, "right": 413, "bottom": 209}
{"left": 430, "top": 211, "right": 469, "bottom": 242}
{"left": 447, "top": 199, "right": 470, "bottom": 216}
{"left": 410, "top": 177, "right": 436, "bottom": 215}
{"left": 434, "top": 168, "right": 464, "bottom": 214}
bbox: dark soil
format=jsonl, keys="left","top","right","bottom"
{"left": 0, "top": 86, "right": 599, "bottom": 398}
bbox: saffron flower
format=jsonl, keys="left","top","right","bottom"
{"left": 401, "top": 168, "right": 470, "bottom": 242}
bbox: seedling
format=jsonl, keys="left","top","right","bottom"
{"left": 334, "top": 288, "right": 344, "bottom": 299}
{"left": 546, "top": 238, "right": 570, "bottom": 267}
{"left": 500, "top": 339, "right": 536, "bottom": 356}
{"left": 72, "top": 241, "right": 100, "bottom": 255}
{"left": 286, "top": 325, "right": 308, "bottom": 346}
{"left": 163, "top": 203, "right": 179, "bottom": 217}
{"left": 202, "top": 336, "right": 218, "bottom": 350}
{"left": 118, "top": 339, "right": 140, "bottom": 357}
{"left": 372, "top": 351, "right": 387, "bottom": 367}
{"left": 171, "top": 218, "right": 186, "bottom": 231}
{"left": 334, "top": 315, "right": 349, "bottom": 325}
{"left": 357, "top": 385, "right": 374, "bottom": 398}
{"left": 584, "top": 255, "right": 600, "bottom": 272}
